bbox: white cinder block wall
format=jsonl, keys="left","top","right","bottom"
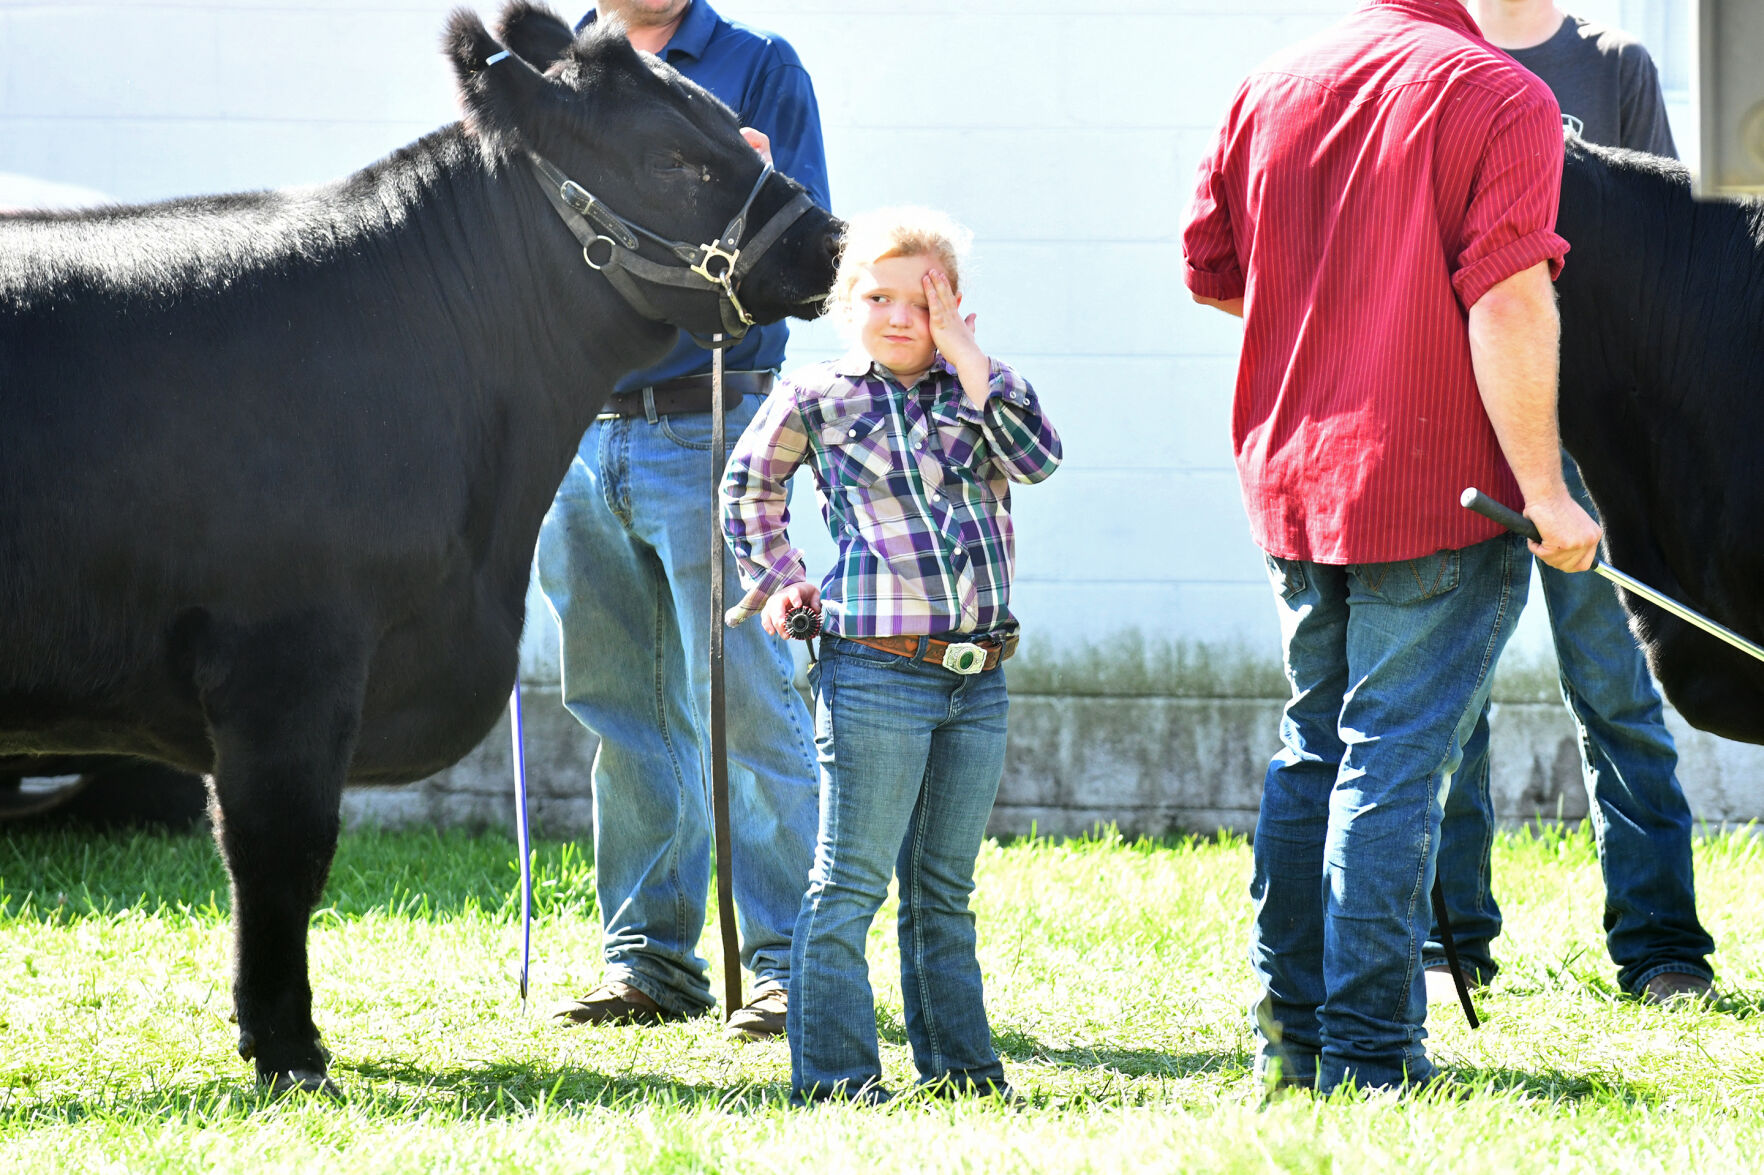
{"left": 9, "top": 1, "right": 1760, "bottom": 833}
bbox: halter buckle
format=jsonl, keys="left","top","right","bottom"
{"left": 690, "top": 242, "right": 740, "bottom": 285}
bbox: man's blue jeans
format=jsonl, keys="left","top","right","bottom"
{"left": 789, "top": 636, "right": 1008, "bottom": 1102}
{"left": 1252, "top": 535, "right": 1528, "bottom": 1093}
{"left": 1427, "top": 459, "right": 1713, "bottom": 993}
{"left": 535, "top": 395, "right": 820, "bottom": 1014}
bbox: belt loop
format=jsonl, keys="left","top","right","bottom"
{"left": 912, "top": 636, "right": 930, "bottom": 665}
{"left": 642, "top": 386, "right": 659, "bottom": 424}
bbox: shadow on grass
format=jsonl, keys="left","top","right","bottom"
{"left": 994, "top": 1028, "right": 1242, "bottom": 1080}
{"left": 874, "top": 1014, "right": 1245, "bottom": 1087}
{"left": 0, "top": 1059, "right": 793, "bottom": 1126}
{"left": 343, "top": 1056, "right": 792, "bottom": 1114}
{"left": 1442, "top": 1063, "right": 1662, "bottom": 1106}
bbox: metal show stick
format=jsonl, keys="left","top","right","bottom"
{"left": 1461, "top": 488, "right": 1764, "bottom": 665}
{"left": 710, "top": 338, "right": 743, "bottom": 1021}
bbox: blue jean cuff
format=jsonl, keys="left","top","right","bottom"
{"left": 1420, "top": 951, "right": 1498, "bottom": 985}
{"left": 1257, "top": 1054, "right": 1318, "bottom": 1091}
{"left": 790, "top": 1078, "right": 893, "bottom": 1107}
{"left": 604, "top": 965, "right": 714, "bottom": 1016}
{"left": 1627, "top": 961, "right": 1714, "bottom": 995}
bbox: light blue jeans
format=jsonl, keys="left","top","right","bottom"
{"left": 1252, "top": 535, "right": 1528, "bottom": 1093}
{"left": 789, "top": 636, "right": 1009, "bottom": 1102}
{"left": 1427, "top": 457, "right": 1713, "bottom": 993}
{"left": 536, "top": 395, "right": 820, "bottom": 1014}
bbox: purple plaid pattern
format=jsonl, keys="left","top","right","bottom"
{"left": 721, "top": 350, "right": 1061, "bottom": 637}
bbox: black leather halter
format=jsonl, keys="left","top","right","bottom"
{"left": 527, "top": 152, "right": 815, "bottom": 348}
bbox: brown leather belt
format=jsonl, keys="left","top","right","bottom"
{"left": 841, "top": 632, "right": 1019, "bottom": 674}
{"left": 595, "top": 370, "right": 773, "bottom": 421}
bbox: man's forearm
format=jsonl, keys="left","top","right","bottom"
{"left": 1192, "top": 293, "right": 1244, "bottom": 317}
{"left": 1467, "top": 260, "right": 1601, "bottom": 572}
{"left": 1467, "top": 261, "right": 1566, "bottom": 504}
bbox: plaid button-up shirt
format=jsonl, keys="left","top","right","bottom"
{"left": 721, "top": 351, "right": 1061, "bottom": 637}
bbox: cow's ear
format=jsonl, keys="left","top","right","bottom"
{"left": 496, "top": 1, "right": 575, "bottom": 70}
{"left": 444, "top": 8, "right": 550, "bottom": 149}
{"left": 567, "top": 12, "right": 642, "bottom": 74}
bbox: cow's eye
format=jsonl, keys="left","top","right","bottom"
{"left": 649, "top": 152, "right": 705, "bottom": 181}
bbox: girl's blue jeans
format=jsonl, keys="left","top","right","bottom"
{"left": 788, "top": 635, "right": 1009, "bottom": 1102}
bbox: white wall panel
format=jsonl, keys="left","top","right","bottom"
{"left": 0, "top": 0, "right": 1698, "bottom": 684}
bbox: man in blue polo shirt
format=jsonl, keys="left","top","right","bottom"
{"left": 539, "top": 0, "right": 830, "bottom": 1040}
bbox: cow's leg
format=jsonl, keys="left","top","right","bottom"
{"left": 198, "top": 615, "right": 367, "bottom": 1092}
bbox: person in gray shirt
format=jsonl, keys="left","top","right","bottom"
{"left": 1426, "top": 1, "right": 1715, "bottom": 1007}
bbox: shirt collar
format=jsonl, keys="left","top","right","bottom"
{"left": 665, "top": 0, "right": 719, "bottom": 62}
{"left": 583, "top": 0, "right": 719, "bottom": 62}
{"left": 834, "top": 350, "right": 957, "bottom": 387}
{"left": 1362, "top": 0, "right": 1482, "bottom": 40}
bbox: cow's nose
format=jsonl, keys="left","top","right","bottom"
{"left": 823, "top": 221, "right": 846, "bottom": 263}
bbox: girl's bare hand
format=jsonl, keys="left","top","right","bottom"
{"left": 924, "top": 269, "right": 983, "bottom": 369}
{"left": 761, "top": 580, "right": 821, "bottom": 636}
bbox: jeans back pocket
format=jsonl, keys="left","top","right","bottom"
{"left": 1266, "top": 554, "right": 1308, "bottom": 602}
{"left": 1348, "top": 549, "right": 1461, "bottom": 605}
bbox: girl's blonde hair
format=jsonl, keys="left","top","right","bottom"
{"left": 827, "top": 206, "right": 974, "bottom": 330}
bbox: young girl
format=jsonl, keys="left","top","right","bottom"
{"left": 720, "top": 207, "right": 1061, "bottom": 1104}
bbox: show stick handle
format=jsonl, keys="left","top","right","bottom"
{"left": 1460, "top": 488, "right": 1542, "bottom": 544}
{"left": 782, "top": 605, "right": 822, "bottom": 640}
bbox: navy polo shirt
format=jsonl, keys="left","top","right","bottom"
{"left": 578, "top": 1, "right": 831, "bottom": 392}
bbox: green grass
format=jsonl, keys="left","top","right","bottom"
{"left": 3, "top": 823, "right": 1763, "bottom": 1172}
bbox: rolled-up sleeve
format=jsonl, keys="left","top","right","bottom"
{"left": 1183, "top": 111, "right": 1247, "bottom": 301}
{"left": 1452, "top": 88, "right": 1571, "bottom": 309}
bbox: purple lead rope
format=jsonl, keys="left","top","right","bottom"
{"left": 509, "top": 681, "right": 533, "bottom": 1005}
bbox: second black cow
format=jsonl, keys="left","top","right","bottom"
{"left": 1555, "top": 137, "right": 1764, "bottom": 744}
{"left": 0, "top": 3, "right": 839, "bottom": 1090}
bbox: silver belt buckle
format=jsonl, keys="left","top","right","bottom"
{"left": 940, "top": 641, "right": 988, "bottom": 675}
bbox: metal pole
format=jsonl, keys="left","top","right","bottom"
{"left": 509, "top": 681, "right": 533, "bottom": 1005}
{"left": 709, "top": 339, "right": 742, "bottom": 1020}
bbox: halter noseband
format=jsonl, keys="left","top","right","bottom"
{"left": 526, "top": 152, "right": 815, "bottom": 349}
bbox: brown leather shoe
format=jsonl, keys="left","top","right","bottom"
{"left": 1640, "top": 972, "right": 1714, "bottom": 1007}
{"left": 551, "top": 980, "right": 687, "bottom": 1026}
{"left": 724, "top": 985, "right": 787, "bottom": 1041}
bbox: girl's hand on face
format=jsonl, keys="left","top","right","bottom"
{"left": 924, "top": 270, "right": 984, "bottom": 369}
{"left": 760, "top": 580, "right": 822, "bottom": 637}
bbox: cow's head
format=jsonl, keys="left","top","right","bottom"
{"left": 445, "top": 3, "right": 840, "bottom": 342}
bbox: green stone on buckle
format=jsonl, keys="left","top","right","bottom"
{"left": 941, "top": 642, "right": 987, "bottom": 675}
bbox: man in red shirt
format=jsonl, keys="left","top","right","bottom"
{"left": 1183, "top": 0, "right": 1601, "bottom": 1093}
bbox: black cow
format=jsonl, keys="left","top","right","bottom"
{"left": 0, "top": 2, "right": 839, "bottom": 1090}
{"left": 1, "top": 755, "right": 208, "bottom": 828}
{"left": 1555, "top": 137, "right": 1764, "bottom": 744}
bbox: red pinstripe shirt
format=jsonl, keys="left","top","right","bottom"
{"left": 1183, "top": 0, "right": 1570, "bottom": 564}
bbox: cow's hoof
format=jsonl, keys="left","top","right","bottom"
{"left": 262, "top": 1068, "right": 342, "bottom": 1099}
